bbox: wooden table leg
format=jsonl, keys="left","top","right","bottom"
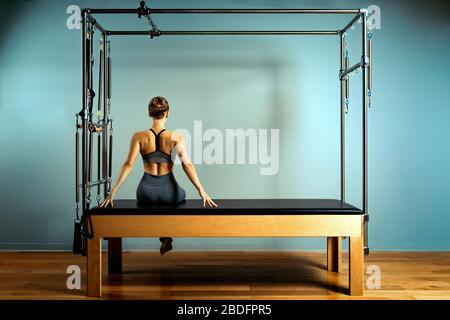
{"left": 349, "top": 236, "right": 364, "bottom": 296}
{"left": 87, "top": 237, "right": 102, "bottom": 297}
{"left": 327, "top": 237, "right": 342, "bottom": 273}
{"left": 108, "top": 238, "right": 122, "bottom": 274}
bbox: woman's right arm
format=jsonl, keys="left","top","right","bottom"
{"left": 99, "top": 132, "right": 140, "bottom": 208}
{"left": 174, "top": 133, "right": 218, "bottom": 208}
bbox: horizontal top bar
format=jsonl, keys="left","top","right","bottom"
{"left": 85, "top": 8, "right": 362, "bottom": 15}
{"left": 108, "top": 30, "right": 340, "bottom": 36}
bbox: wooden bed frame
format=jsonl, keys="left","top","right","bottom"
{"left": 86, "top": 199, "right": 364, "bottom": 297}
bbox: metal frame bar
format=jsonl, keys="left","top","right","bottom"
{"left": 87, "top": 20, "right": 94, "bottom": 191}
{"left": 85, "top": 8, "right": 362, "bottom": 15}
{"left": 78, "top": 5, "right": 370, "bottom": 255}
{"left": 340, "top": 61, "right": 362, "bottom": 80}
{"left": 106, "top": 45, "right": 112, "bottom": 192}
{"left": 86, "top": 179, "right": 112, "bottom": 188}
{"left": 361, "top": 12, "right": 369, "bottom": 254}
{"left": 108, "top": 30, "right": 340, "bottom": 36}
{"left": 339, "top": 35, "right": 345, "bottom": 203}
{"left": 368, "top": 37, "right": 373, "bottom": 91}
{"left": 341, "top": 14, "right": 361, "bottom": 34}
{"left": 85, "top": 12, "right": 107, "bottom": 35}
{"left": 81, "top": 12, "right": 88, "bottom": 214}
{"left": 96, "top": 42, "right": 103, "bottom": 197}
{"left": 102, "top": 35, "right": 109, "bottom": 199}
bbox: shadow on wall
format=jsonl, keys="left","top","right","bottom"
{"left": 0, "top": 1, "right": 34, "bottom": 51}
{"left": 112, "top": 55, "right": 301, "bottom": 197}
{"left": 112, "top": 53, "right": 297, "bottom": 126}
{"left": 396, "top": 0, "right": 450, "bottom": 25}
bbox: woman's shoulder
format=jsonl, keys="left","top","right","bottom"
{"left": 131, "top": 130, "right": 152, "bottom": 143}
{"left": 133, "top": 130, "right": 149, "bottom": 137}
{"left": 166, "top": 130, "right": 184, "bottom": 142}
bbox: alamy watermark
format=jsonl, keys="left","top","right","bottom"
{"left": 367, "top": 5, "right": 382, "bottom": 31}
{"left": 66, "top": 5, "right": 81, "bottom": 30}
{"left": 366, "top": 264, "right": 381, "bottom": 290}
{"left": 66, "top": 265, "right": 81, "bottom": 290}
{"left": 172, "top": 121, "right": 279, "bottom": 176}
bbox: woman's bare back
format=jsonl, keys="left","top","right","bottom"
{"left": 137, "top": 129, "right": 175, "bottom": 176}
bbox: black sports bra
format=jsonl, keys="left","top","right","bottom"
{"left": 141, "top": 129, "right": 173, "bottom": 164}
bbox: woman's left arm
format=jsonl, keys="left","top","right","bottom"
{"left": 100, "top": 133, "right": 140, "bottom": 207}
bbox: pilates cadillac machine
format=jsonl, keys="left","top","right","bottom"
{"left": 74, "top": 2, "right": 373, "bottom": 297}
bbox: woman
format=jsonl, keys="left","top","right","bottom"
{"left": 99, "top": 96, "right": 217, "bottom": 255}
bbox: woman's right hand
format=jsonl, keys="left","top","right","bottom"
{"left": 99, "top": 189, "right": 116, "bottom": 208}
{"left": 199, "top": 190, "right": 218, "bottom": 208}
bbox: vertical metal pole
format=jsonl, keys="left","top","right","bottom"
{"left": 81, "top": 12, "right": 87, "bottom": 214}
{"left": 102, "top": 35, "right": 109, "bottom": 198}
{"left": 340, "top": 34, "right": 345, "bottom": 202}
{"left": 75, "top": 127, "right": 80, "bottom": 204}
{"left": 107, "top": 44, "right": 112, "bottom": 192}
{"left": 361, "top": 12, "right": 369, "bottom": 254}
{"left": 87, "top": 25, "right": 94, "bottom": 185}
{"left": 368, "top": 38, "right": 372, "bottom": 91}
{"left": 345, "top": 56, "right": 349, "bottom": 101}
{"left": 88, "top": 128, "right": 93, "bottom": 184}
{"left": 97, "top": 40, "right": 103, "bottom": 198}
{"left": 107, "top": 54, "right": 111, "bottom": 101}
{"left": 109, "top": 130, "right": 113, "bottom": 179}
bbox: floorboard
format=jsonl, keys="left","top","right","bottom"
{"left": 0, "top": 251, "right": 449, "bottom": 300}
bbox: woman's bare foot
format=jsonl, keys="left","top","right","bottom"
{"left": 159, "top": 237, "right": 173, "bottom": 255}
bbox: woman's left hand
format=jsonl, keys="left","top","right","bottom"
{"left": 199, "top": 190, "right": 218, "bottom": 208}
{"left": 99, "top": 189, "right": 116, "bottom": 208}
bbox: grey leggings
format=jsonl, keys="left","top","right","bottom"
{"left": 136, "top": 172, "right": 186, "bottom": 205}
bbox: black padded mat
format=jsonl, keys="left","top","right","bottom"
{"left": 89, "top": 199, "right": 363, "bottom": 215}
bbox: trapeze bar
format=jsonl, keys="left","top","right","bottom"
{"left": 108, "top": 30, "right": 340, "bottom": 36}
{"left": 86, "top": 8, "right": 361, "bottom": 15}
{"left": 85, "top": 179, "right": 111, "bottom": 188}
{"left": 340, "top": 61, "right": 361, "bottom": 80}
{"left": 341, "top": 14, "right": 361, "bottom": 34}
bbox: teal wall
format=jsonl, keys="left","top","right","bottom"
{"left": 0, "top": 0, "right": 449, "bottom": 251}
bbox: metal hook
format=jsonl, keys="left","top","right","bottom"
{"left": 87, "top": 186, "right": 92, "bottom": 204}
{"left": 75, "top": 203, "right": 80, "bottom": 222}
{"left": 109, "top": 118, "right": 114, "bottom": 135}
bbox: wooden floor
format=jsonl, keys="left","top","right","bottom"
{"left": 0, "top": 251, "right": 449, "bottom": 300}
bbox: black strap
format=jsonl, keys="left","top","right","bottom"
{"left": 149, "top": 128, "right": 166, "bottom": 151}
